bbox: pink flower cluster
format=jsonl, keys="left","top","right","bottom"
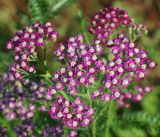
{"left": 88, "top": 7, "right": 132, "bottom": 42}
{"left": 90, "top": 34, "right": 155, "bottom": 101}
{"left": 49, "top": 32, "right": 156, "bottom": 128}
{"left": 51, "top": 35, "right": 103, "bottom": 96}
{"left": 7, "top": 22, "right": 58, "bottom": 79}
{"left": 49, "top": 96, "right": 95, "bottom": 129}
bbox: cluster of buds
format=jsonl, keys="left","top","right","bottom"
{"left": 118, "top": 85, "right": 152, "bottom": 107}
{"left": 51, "top": 35, "right": 103, "bottom": 96}
{"left": 0, "top": 73, "right": 50, "bottom": 121}
{"left": 88, "top": 7, "right": 132, "bottom": 42}
{"left": 49, "top": 96, "right": 96, "bottom": 129}
{"left": 6, "top": 21, "right": 58, "bottom": 79}
{"left": 129, "top": 24, "right": 148, "bottom": 37}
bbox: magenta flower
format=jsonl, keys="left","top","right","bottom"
{"left": 88, "top": 7, "right": 132, "bottom": 43}
{"left": 6, "top": 21, "right": 58, "bottom": 79}
{"left": 49, "top": 96, "right": 95, "bottom": 129}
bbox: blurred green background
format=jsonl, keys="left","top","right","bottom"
{"left": 0, "top": 0, "right": 160, "bottom": 137}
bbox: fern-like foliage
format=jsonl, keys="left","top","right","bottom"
{"left": 28, "top": 0, "right": 77, "bottom": 23}
{"left": 109, "top": 111, "right": 160, "bottom": 137}
{"left": 110, "top": 111, "right": 160, "bottom": 131}
{"left": 28, "top": 0, "right": 49, "bottom": 23}
{"left": 122, "top": 111, "right": 160, "bottom": 128}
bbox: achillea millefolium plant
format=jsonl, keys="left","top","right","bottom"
{"left": 0, "top": 6, "right": 157, "bottom": 137}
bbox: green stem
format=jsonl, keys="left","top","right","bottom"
{"left": 62, "top": 127, "right": 68, "bottom": 137}
{"left": 94, "top": 102, "right": 109, "bottom": 122}
{"left": 91, "top": 102, "right": 109, "bottom": 137}
{"left": 59, "top": 91, "right": 69, "bottom": 100}
{"left": 92, "top": 119, "right": 96, "bottom": 137}
{"left": 104, "top": 101, "right": 117, "bottom": 137}
{"left": 82, "top": 20, "right": 90, "bottom": 44}
{"left": 76, "top": 93, "right": 88, "bottom": 98}
{"left": 44, "top": 46, "right": 47, "bottom": 70}
{"left": 85, "top": 86, "right": 95, "bottom": 137}
{"left": 86, "top": 86, "right": 92, "bottom": 107}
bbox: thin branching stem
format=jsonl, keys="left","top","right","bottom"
{"left": 43, "top": 46, "right": 47, "bottom": 71}
{"left": 94, "top": 102, "right": 109, "bottom": 122}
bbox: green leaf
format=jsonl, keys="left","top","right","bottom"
{"left": 28, "top": 0, "right": 49, "bottom": 23}
{"left": 51, "top": 0, "right": 78, "bottom": 14}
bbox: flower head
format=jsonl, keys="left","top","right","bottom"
{"left": 49, "top": 96, "right": 95, "bottom": 129}
{"left": 7, "top": 22, "right": 58, "bottom": 79}
{"left": 88, "top": 7, "right": 132, "bottom": 43}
